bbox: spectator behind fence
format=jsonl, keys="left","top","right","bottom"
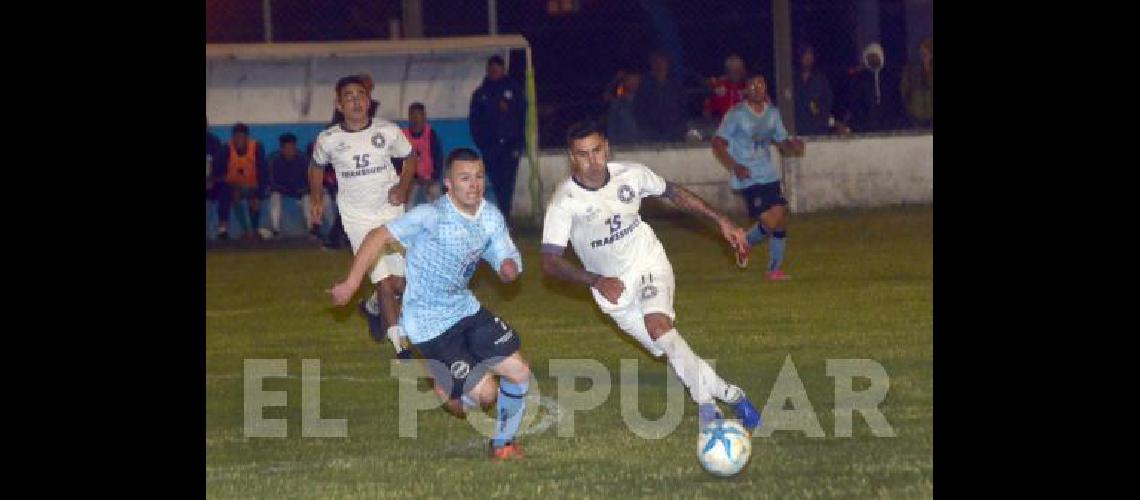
{"left": 789, "top": 44, "right": 836, "bottom": 136}
{"left": 217, "top": 123, "right": 267, "bottom": 240}
{"left": 901, "top": 38, "right": 933, "bottom": 128}
{"left": 605, "top": 70, "right": 642, "bottom": 145}
{"left": 843, "top": 43, "right": 905, "bottom": 133}
{"left": 635, "top": 50, "right": 686, "bottom": 143}
{"left": 261, "top": 133, "right": 313, "bottom": 239}
{"left": 469, "top": 55, "right": 527, "bottom": 224}
{"left": 206, "top": 117, "right": 224, "bottom": 208}
{"left": 703, "top": 55, "right": 749, "bottom": 123}
{"left": 401, "top": 102, "right": 444, "bottom": 208}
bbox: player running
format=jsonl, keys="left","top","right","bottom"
{"left": 309, "top": 75, "right": 419, "bottom": 357}
{"left": 540, "top": 119, "right": 762, "bottom": 431}
{"left": 328, "top": 148, "right": 532, "bottom": 460}
{"left": 711, "top": 75, "right": 805, "bottom": 280}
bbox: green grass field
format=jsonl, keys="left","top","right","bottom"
{"left": 206, "top": 205, "right": 933, "bottom": 499}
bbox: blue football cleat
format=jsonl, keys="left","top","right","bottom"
{"left": 730, "top": 396, "right": 762, "bottom": 432}
{"left": 698, "top": 403, "right": 723, "bottom": 428}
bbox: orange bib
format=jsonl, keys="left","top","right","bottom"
{"left": 225, "top": 140, "right": 258, "bottom": 188}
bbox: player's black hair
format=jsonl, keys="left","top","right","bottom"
{"left": 487, "top": 55, "right": 505, "bottom": 67}
{"left": 565, "top": 118, "right": 606, "bottom": 146}
{"left": 279, "top": 133, "right": 297, "bottom": 144}
{"left": 335, "top": 75, "right": 367, "bottom": 95}
{"left": 408, "top": 102, "right": 425, "bottom": 113}
{"left": 444, "top": 147, "right": 482, "bottom": 177}
{"left": 232, "top": 123, "right": 250, "bottom": 136}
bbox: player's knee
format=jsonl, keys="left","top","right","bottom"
{"left": 378, "top": 277, "right": 399, "bottom": 295}
{"left": 644, "top": 314, "right": 673, "bottom": 338}
{"left": 508, "top": 360, "right": 532, "bottom": 384}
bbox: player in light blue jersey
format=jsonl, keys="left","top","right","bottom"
{"left": 328, "top": 148, "right": 532, "bottom": 460}
{"left": 712, "top": 75, "right": 805, "bottom": 281}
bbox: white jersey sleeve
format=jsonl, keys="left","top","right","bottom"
{"left": 384, "top": 124, "right": 414, "bottom": 159}
{"left": 540, "top": 192, "right": 575, "bottom": 255}
{"left": 312, "top": 130, "right": 332, "bottom": 166}
{"left": 631, "top": 163, "right": 669, "bottom": 198}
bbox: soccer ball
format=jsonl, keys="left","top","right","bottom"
{"left": 697, "top": 419, "right": 752, "bottom": 477}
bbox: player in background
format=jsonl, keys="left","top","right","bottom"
{"left": 711, "top": 75, "right": 805, "bottom": 280}
{"left": 328, "top": 149, "right": 532, "bottom": 460}
{"left": 540, "top": 119, "right": 762, "bottom": 431}
{"left": 309, "top": 75, "right": 419, "bottom": 358}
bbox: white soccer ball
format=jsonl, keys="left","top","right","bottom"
{"left": 697, "top": 419, "right": 752, "bottom": 477}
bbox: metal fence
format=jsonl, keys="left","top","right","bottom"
{"left": 206, "top": 0, "right": 933, "bottom": 147}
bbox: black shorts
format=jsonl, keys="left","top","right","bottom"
{"left": 741, "top": 181, "right": 788, "bottom": 218}
{"left": 413, "top": 307, "right": 522, "bottom": 400}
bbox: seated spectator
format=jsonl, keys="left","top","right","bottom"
{"left": 262, "top": 133, "right": 312, "bottom": 239}
{"left": 634, "top": 50, "right": 686, "bottom": 143}
{"left": 791, "top": 44, "right": 836, "bottom": 136}
{"left": 217, "top": 123, "right": 267, "bottom": 240}
{"left": 704, "top": 55, "right": 749, "bottom": 124}
{"left": 400, "top": 102, "right": 444, "bottom": 208}
{"left": 843, "top": 42, "right": 905, "bottom": 133}
{"left": 901, "top": 38, "right": 933, "bottom": 128}
{"left": 605, "top": 70, "right": 642, "bottom": 145}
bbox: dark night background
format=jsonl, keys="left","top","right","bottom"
{"left": 206, "top": 0, "right": 928, "bottom": 145}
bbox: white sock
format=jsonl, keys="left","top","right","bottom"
{"left": 654, "top": 329, "right": 736, "bottom": 405}
{"left": 386, "top": 325, "right": 406, "bottom": 353}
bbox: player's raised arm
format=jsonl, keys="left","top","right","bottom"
{"left": 660, "top": 181, "right": 747, "bottom": 254}
{"left": 327, "top": 226, "right": 396, "bottom": 306}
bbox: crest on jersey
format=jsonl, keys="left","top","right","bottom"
{"left": 618, "top": 185, "right": 635, "bottom": 203}
{"left": 641, "top": 285, "right": 658, "bottom": 300}
{"left": 371, "top": 133, "right": 386, "bottom": 149}
{"left": 450, "top": 361, "right": 471, "bottom": 379}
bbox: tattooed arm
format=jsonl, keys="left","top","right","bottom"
{"left": 660, "top": 181, "right": 748, "bottom": 253}
{"left": 541, "top": 246, "right": 624, "bottom": 304}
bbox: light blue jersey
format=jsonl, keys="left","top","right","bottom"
{"left": 386, "top": 195, "right": 522, "bottom": 344}
{"left": 715, "top": 102, "right": 789, "bottom": 189}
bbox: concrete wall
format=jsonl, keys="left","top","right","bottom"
{"left": 509, "top": 131, "right": 932, "bottom": 219}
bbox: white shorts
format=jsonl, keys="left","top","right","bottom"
{"left": 343, "top": 206, "right": 407, "bottom": 284}
{"left": 590, "top": 258, "right": 676, "bottom": 358}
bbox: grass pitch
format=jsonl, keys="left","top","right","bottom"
{"left": 206, "top": 205, "right": 933, "bottom": 499}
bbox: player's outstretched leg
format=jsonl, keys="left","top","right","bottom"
{"left": 759, "top": 204, "right": 790, "bottom": 281}
{"left": 487, "top": 353, "right": 531, "bottom": 460}
{"left": 646, "top": 314, "right": 761, "bottom": 432}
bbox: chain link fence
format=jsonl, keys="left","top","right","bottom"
{"left": 206, "top": 0, "right": 932, "bottom": 146}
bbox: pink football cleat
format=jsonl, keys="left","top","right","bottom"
{"left": 765, "top": 270, "right": 791, "bottom": 281}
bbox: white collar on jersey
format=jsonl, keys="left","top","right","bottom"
{"left": 446, "top": 192, "right": 485, "bottom": 221}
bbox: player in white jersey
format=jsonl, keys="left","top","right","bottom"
{"left": 308, "top": 75, "right": 419, "bottom": 358}
{"left": 541, "top": 119, "right": 762, "bottom": 431}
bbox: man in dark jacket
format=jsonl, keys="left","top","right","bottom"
{"left": 792, "top": 44, "right": 836, "bottom": 136}
{"left": 634, "top": 51, "right": 687, "bottom": 143}
{"left": 469, "top": 55, "right": 526, "bottom": 224}
{"left": 844, "top": 43, "right": 905, "bottom": 133}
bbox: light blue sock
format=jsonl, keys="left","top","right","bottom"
{"left": 769, "top": 231, "right": 787, "bottom": 271}
{"left": 746, "top": 223, "right": 767, "bottom": 247}
{"left": 491, "top": 379, "right": 529, "bottom": 447}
